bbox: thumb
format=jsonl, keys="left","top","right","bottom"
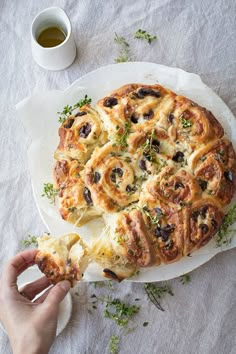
{"left": 44, "top": 280, "right": 71, "bottom": 308}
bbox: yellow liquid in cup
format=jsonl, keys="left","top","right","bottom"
{"left": 37, "top": 27, "right": 66, "bottom": 48}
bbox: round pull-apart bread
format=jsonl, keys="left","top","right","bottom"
{"left": 36, "top": 83, "right": 236, "bottom": 283}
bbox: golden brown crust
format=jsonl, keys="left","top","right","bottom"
{"left": 182, "top": 198, "right": 224, "bottom": 255}
{"left": 51, "top": 83, "right": 236, "bottom": 278}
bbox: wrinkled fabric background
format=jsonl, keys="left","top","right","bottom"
{"left": 0, "top": 0, "right": 236, "bottom": 353}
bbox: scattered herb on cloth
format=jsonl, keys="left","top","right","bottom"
{"left": 180, "top": 274, "right": 191, "bottom": 285}
{"left": 109, "top": 335, "right": 120, "bottom": 354}
{"left": 134, "top": 29, "right": 157, "bottom": 44}
{"left": 114, "top": 33, "right": 131, "bottom": 63}
{"left": 21, "top": 234, "right": 38, "bottom": 248}
{"left": 144, "top": 283, "right": 174, "bottom": 311}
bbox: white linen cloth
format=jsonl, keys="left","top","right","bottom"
{"left": 0, "top": 0, "right": 236, "bottom": 353}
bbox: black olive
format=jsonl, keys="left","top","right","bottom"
{"left": 130, "top": 113, "right": 139, "bottom": 124}
{"left": 75, "top": 111, "right": 87, "bottom": 117}
{"left": 143, "top": 110, "right": 154, "bottom": 120}
{"left": 211, "top": 219, "right": 217, "bottom": 228}
{"left": 162, "top": 224, "right": 175, "bottom": 234}
{"left": 64, "top": 118, "right": 74, "bottom": 129}
{"left": 172, "top": 151, "right": 184, "bottom": 162}
{"left": 224, "top": 170, "right": 234, "bottom": 182}
{"left": 103, "top": 97, "right": 118, "bottom": 108}
{"left": 126, "top": 185, "right": 132, "bottom": 193}
{"left": 154, "top": 224, "right": 175, "bottom": 241}
{"left": 154, "top": 227, "right": 162, "bottom": 237}
{"left": 113, "top": 168, "right": 123, "bottom": 177}
{"left": 192, "top": 211, "right": 199, "bottom": 222}
{"left": 79, "top": 123, "right": 92, "bottom": 138}
{"left": 143, "top": 151, "right": 151, "bottom": 161}
{"left": 175, "top": 181, "right": 184, "bottom": 190}
{"left": 198, "top": 179, "right": 208, "bottom": 191}
{"left": 110, "top": 168, "right": 123, "bottom": 183}
{"left": 137, "top": 87, "right": 161, "bottom": 99}
{"left": 199, "top": 223, "right": 209, "bottom": 234}
{"left": 154, "top": 207, "right": 162, "bottom": 216}
{"left": 93, "top": 172, "right": 101, "bottom": 184}
{"left": 83, "top": 187, "right": 93, "bottom": 205}
{"left": 167, "top": 113, "right": 175, "bottom": 124}
{"left": 160, "top": 231, "right": 170, "bottom": 242}
{"left": 139, "top": 159, "right": 147, "bottom": 171}
{"left": 103, "top": 268, "right": 119, "bottom": 281}
{"left": 152, "top": 140, "right": 160, "bottom": 153}
{"left": 199, "top": 206, "right": 208, "bottom": 218}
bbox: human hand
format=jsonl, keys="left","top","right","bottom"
{"left": 0, "top": 249, "right": 71, "bottom": 354}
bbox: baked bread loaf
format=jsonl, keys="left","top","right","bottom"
{"left": 37, "top": 83, "right": 236, "bottom": 282}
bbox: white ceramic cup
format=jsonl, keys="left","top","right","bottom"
{"left": 31, "top": 7, "right": 76, "bottom": 71}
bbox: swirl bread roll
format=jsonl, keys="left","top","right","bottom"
{"left": 96, "top": 84, "right": 175, "bottom": 139}
{"left": 84, "top": 142, "right": 140, "bottom": 212}
{"left": 54, "top": 159, "right": 101, "bottom": 226}
{"left": 190, "top": 139, "right": 236, "bottom": 205}
{"left": 55, "top": 106, "right": 107, "bottom": 163}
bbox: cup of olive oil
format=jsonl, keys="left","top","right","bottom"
{"left": 31, "top": 7, "right": 76, "bottom": 70}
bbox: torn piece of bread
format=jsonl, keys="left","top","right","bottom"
{"left": 35, "top": 233, "right": 89, "bottom": 285}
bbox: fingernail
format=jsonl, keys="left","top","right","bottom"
{"left": 60, "top": 280, "right": 71, "bottom": 291}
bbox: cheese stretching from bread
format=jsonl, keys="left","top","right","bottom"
{"left": 36, "top": 83, "right": 236, "bottom": 283}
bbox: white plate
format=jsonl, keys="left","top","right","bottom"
{"left": 0, "top": 266, "right": 72, "bottom": 336}
{"left": 16, "top": 62, "right": 236, "bottom": 282}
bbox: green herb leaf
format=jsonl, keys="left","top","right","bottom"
{"left": 115, "top": 121, "right": 131, "bottom": 147}
{"left": 144, "top": 283, "right": 174, "bottom": 311}
{"left": 134, "top": 29, "right": 157, "bottom": 44}
{"left": 179, "top": 274, "right": 191, "bottom": 285}
{"left": 215, "top": 203, "right": 236, "bottom": 246}
{"left": 139, "top": 205, "right": 160, "bottom": 225}
{"left": 109, "top": 335, "right": 120, "bottom": 354}
{"left": 21, "top": 234, "right": 38, "bottom": 248}
{"left": 42, "top": 183, "right": 58, "bottom": 204}
{"left": 180, "top": 116, "right": 192, "bottom": 128}
{"left": 74, "top": 94, "right": 92, "bottom": 109}
{"left": 114, "top": 33, "right": 131, "bottom": 63}
{"left": 103, "top": 298, "right": 140, "bottom": 327}
{"left": 57, "top": 95, "right": 92, "bottom": 123}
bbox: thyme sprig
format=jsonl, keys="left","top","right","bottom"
{"left": 134, "top": 29, "right": 157, "bottom": 44}
{"left": 144, "top": 283, "right": 174, "bottom": 311}
{"left": 114, "top": 33, "right": 131, "bottom": 63}
{"left": 180, "top": 274, "right": 191, "bottom": 285}
{"left": 21, "top": 234, "right": 38, "bottom": 248}
{"left": 115, "top": 121, "right": 131, "bottom": 147}
{"left": 93, "top": 295, "right": 140, "bottom": 327}
{"left": 109, "top": 335, "right": 120, "bottom": 354}
{"left": 215, "top": 203, "right": 236, "bottom": 247}
{"left": 42, "top": 183, "right": 58, "bottom": 204}
{"left": 180, "top": 117, "right": 192, "bottom": 128}
{"left": 138, "top": 205, "right": 160, "bottom": 225}
{"left": 141, "top": 129, "right": 156, "bottom": 162}
{"left": 57, "top": 95, "right": 92, "bottom": 123}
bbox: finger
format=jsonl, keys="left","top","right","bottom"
{"left": 43, "top": 281, "right": 71, "bottom": 308}
{"left": 19, "top": 276, "right": 51, "bottom": 301}
{"left": 33, "top": 286, "right": 53, "bottom": 304}
{"left": 2, "top": 249, "right": 38, "bottom": 286}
